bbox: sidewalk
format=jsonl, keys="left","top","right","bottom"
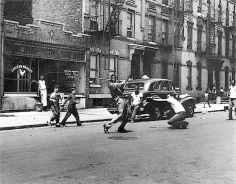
{"left": 0, "top": 103, "right": 227, "bottom": 131}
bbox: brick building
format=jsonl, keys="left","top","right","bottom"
{"left": 84, "top": 0, "right": 236, "bottom": 107}
{"left": 0, "top": 0, "right": 90, "bottom": 110}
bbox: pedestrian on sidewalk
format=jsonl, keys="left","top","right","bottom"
{"left": 203, "top": 89, "right": 211, "bottom": 108}
{"left": 130, "top": 85, "right": 143, "bottom": 123}
{"left": 47, "top": 85, "right": 61, "bottom": 127}
{"left": 228, "top": 80, "right": 236, "bottom": 120}
{"left": 60, "top": 88, "right": 83, "bottom": 127}
{"left": 38, "top": 75, "right": 47, "bottom": 111}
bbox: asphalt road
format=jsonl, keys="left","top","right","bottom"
{"left": 0, "top": 111, "right": 235, "bottom": 184}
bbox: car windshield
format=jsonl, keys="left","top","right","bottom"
{"left": 124, "top": 82, "right": 144, "bottom": 89}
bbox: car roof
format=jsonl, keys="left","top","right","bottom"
{"left": 126, "top": 78, "right": 171, "bottom": 83}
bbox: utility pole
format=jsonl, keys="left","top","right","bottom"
{"left": 0, "top": 0, "right": 4, "bottom": 110}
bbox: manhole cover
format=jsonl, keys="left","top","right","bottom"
{"left": 108, "top": 136, "right": 137, "bottom": 140}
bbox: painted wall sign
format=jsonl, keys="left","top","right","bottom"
{"left": 11, "top": 65, "right": 33, "bottom": 76}
{"left": 4, "top": 39, "right": 85, "bottom": 62}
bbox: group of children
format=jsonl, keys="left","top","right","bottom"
{"left": 47, "top": 85, "right": 83, "bottom": 127}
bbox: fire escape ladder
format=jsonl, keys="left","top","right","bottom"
{"left": 105, "top": 0, "right": 125, "bottom": 32}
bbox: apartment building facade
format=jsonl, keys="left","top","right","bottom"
{"left": 85, "top": 0, "right": 236, "bottom": 107}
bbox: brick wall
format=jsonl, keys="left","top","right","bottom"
{"left": 32, "top": 0, "right": 83, "bottom": 34}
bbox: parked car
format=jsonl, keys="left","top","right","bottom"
{"left": 107, "top": 78, "right": 196, "bottom": 120}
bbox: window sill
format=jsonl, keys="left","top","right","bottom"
{"left": 90, "top": 84, "right": 101, "bottom": 88}
{"left": 186, "top": 86, "right": 193, "bottom": 91}
{"left": 196, "top": 87, "right": 202, "bottom": 91}
{"left": 4, "top": 92, "right": 38, "bottom": 97}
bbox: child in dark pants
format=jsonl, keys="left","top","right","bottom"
{"left": 60, "top": 88, "right": 83, "bottom": 127}
{"left": 47, "top": 85, "right": 61, "bottom": 127}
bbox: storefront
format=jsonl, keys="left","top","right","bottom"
{"left": 1, "top": 20, "right": 89, "bottom": 110}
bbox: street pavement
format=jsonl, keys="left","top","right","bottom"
{"left": 0, "top": 103, "right": 228, "bottom": 130}
{"left": 0, "top": 111, "right": 235, "bottom": 184}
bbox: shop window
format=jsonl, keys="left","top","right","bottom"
{"left": 187, "top": 25, "right": 193, "bottom": 50}
{"left": 225, "top": 66, "right": 229, "bottom": 89}
{"left": 90, "top": 55, "right": 100, "bottom": 84}
{"left": 186, "top": 61, "right": 192, "bottom": 90}
{"left": 4, "top": 56, "right": 84, "bottom": 94}
{"left": 196, "top": 62, "right": 202, "bottom": 90}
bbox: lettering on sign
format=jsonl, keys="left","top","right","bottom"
{"left": 64, "top": 70, "right": 79, "bottom": 78}
{"left": 11, "top": 65, "right": 33, "bottom": 76}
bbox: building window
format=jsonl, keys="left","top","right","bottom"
{"left": 218, "top": 33, "right": 222, "bottom": 56}
{"left": 233, "top": 37, "right": 235, "bottom": 59}
{"left": 148, "top": 16, "right": 155, "bottom": 42}
{"left": 162, "top": 20, "right": 168, "bottom": 44}
{"left": 127, "top": 11, "right": 134, "bottom": 38}
{"left": 174, "top": 63, "right": 180, "bottom": 87}
{"left": 196, "top": 62, "right": 202, "bottom": 90}
{"left": 225, "top": 66, "right": 229, "bottom": 90}
{"left": 187, "top": 25, "right": 193, "bottom": 50}
{"left": 109, "top": 57, "right": 117, "bottom": 77}
{"left": 90, "top": 55, "right": 100, "bottom": 84}
{"left": 226, "top": 3, "right": 229, "bottom": 26}
{"left": 162, "top": 0, "right": 168, "bottom": 6}
{"left": 161, "top": 62, "right": 168, "bottom": 79}
{"left": 197, "top": 28, "right": 202, "bottom": 52}
{"left": 232, "top": 67, "right": 235, "bottom": 81}
{"left": 4, "top": 0, "right": 33, "bottom": 26}
{"left": 198, "top": 0, "right": 202, "bottom": 12}
{"left": 186, "top": 61, "right": 192, "bottom": 90}
{"left": 225, "top": 34, "right": 229, "bottom": 57}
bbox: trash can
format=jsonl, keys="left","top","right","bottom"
{"left": 216, "top": 96, "right": 221, "bottom": 104}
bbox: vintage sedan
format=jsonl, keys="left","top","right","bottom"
{"left": 108, "top": 78, "right": 196, "bottom": 120}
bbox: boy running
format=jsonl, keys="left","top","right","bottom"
{"left": 60, "top": 88, "right": 83, "bottom": 127}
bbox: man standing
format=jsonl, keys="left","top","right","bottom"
{"left": 103, "top": 74, "right": 130, "bottom": 133}
{"left": 108, "top": 74, "right": 126, "bottom": 100}
{"left": 131, "top": 85, "right": 143, "bottom": 122}
{"left": 228, "top": 80, "right": 236, "bottom": 120}
{"left": 60, "top": 88, "right": 82, "bottom": 127}
{"left": 103, "top": 94, "right": 130, "bottom": 133}
{"left": 38, "top": 75, "right": 47, "bottom": 111}
{"left": 47, "top": 85, "right": 61, "bottom": 127}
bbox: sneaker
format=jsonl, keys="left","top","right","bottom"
{"left": 47, "top": 121, "right": 52, "bottom": 126}
{"left": 77, "top": 123, "right": 83, "bottom": 126}
{"left": 117, "top": 128, "right": 128, "bottom": 133}
{"left": 55, "top": 124, "right": 61, "bottom": 127}
{"left": 103, "top": 124, "right": 109, "bottom": 134}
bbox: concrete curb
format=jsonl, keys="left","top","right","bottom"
{"left": 0, "top": 107, "right": 227, "bottom": 131}
{"left": 0, "top": 118, "right": 112, "bottom": 131}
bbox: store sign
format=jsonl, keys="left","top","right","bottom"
{"left": 11, "top": 65, "right": 33, "bottom": 76}
{"left": 4, "top": 39, "right": 85, "bottom": 62}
